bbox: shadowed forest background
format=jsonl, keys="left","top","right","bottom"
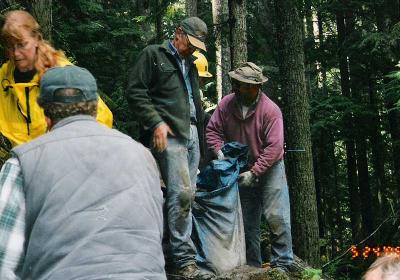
{"left": 1, "top": 0, "right": 400, "bottom": 279}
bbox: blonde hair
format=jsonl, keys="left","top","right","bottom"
{"left": 1, "top": 10, "right": 67, "bottom": 74}
{"left": 364, "top": 254, "right": 400, "bottom": 280}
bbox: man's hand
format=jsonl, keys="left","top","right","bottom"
{"left": 238, "top": 171, "right": 256, "bottom": 188}
{"left": 153, "top": 123, "right": 174, "bottom": 152}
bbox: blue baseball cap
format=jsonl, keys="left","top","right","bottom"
{"left": 39, "top": 65, "right": 98, "bottom": 105}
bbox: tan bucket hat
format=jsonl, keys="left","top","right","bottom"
{"left": 228, "top": 62, "right": 268, "bottom": 84}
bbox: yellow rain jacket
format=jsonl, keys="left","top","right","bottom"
{"left": 0, "top": 59, "right": 113, "bottom": 146}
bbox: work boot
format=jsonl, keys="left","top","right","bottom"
{"left": 176, "top": 264, "right": 213, "bottom": 279}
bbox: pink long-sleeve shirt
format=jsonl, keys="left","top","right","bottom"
{"left": 206, "top": 92, "right": 284, "bottom": 177}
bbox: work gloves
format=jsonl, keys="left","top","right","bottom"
{"left": 216, "top": 150, "right": 225, "bottom": 160}
{"left": 238, "top": 171, "right": 256, "bottom": 188}
{"left": 217, "top": 150, "right": 257, "bottom": 188}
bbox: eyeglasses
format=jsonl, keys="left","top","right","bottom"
{"left": 8, "top": 40, "right": 32, "bottom": 52}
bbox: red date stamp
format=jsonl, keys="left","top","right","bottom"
{"left": 351, "top": 245, "right": 400, "bottom": 259}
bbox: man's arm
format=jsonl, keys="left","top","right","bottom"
{"left": 126, "top": 47, "right": 164, "bottom": 131}
{"left": 0, "top": 157, "right": 25, "bottom": 280}
{"left": 126, "top": 47, "right": 174, "bottom": 152}
{"left": 250, "top": 117, "right": 284, "bottom": 177}
{"left": 205, "top": 105, "right": 226, "bottom": 157}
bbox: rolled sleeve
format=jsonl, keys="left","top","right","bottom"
{"left": 0, "top": 157, "right": 25, "bottom": 280}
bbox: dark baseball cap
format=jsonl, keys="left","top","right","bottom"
{"left": 39, "top": 65, "right": 98, "bottom": 105}
{"left": 180, "top": 17, "right": 207, "bottom": 51}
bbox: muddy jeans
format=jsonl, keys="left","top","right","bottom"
{"left": 239, "top": 159, "right": 293, "bottom": 269}
{"left": 153, "top": 125, "right": 200, "bottom": 268}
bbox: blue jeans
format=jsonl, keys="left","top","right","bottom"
{"left": 239, "top": 160, "right": 293, "bottom": 269}
{"left": 153, "top": 125, "right": 200, "bottom": 268}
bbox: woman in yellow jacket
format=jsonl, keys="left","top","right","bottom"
{"left": 0, "top": 10, "right": 113, "bottom": 147}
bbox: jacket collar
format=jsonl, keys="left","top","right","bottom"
{"left": 3, "top": 60, "right": 40, "bottom": 85}
{"left": 52, "top": 115, "right": 97, "bottom": 131}
{"left": 160, "top": 40, "right": 196, "bottom": 64}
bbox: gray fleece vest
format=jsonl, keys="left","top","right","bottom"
{"left": 13, "top": 115, "right": 166, "bottom": 280}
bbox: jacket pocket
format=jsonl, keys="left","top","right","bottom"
{"left": 157, "top": 64, "right": 180, "bottom": 93}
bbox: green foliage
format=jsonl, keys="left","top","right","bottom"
{"left": 301, "top": 268, "right": 322, "bottom": 280}
{"left": 53, "top": 1, "right": 145, "bottom": 94}
{"left": 384, "top": 65, "right": 400, "bottom": 108}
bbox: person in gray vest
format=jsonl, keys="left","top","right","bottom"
{"left": 0, "top": 65, "right": 166, "bottom": 279}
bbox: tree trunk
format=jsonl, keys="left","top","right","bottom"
{"left": 212, "top": 0, "right": 231, "bottom": 100}
{"left": 346, "top": 12, "right": 376, "bottom": 239}
{"left": 368, "top": 75, "right": 386, "bottom": 230}
{"left": 186, "top": 0, "right": 197, "bottom": 17}
{"left": 313, "top": 10, "right": 342, "bottom": 260}
{"left": 154, "top": 0, "right": 162, "bottom": 42}
{"left": 303, "top": 0, "right": 316, "bottom": 98}
{"left": 336, "top": 7, "right": 363, "bottom": 243}
{"left": 31, "top": 0, "right": 53, "bottom": 41}
{"left": 229, "top": 0, "right": 247, "bottom": 69}
{"left": 273, "top": 0, "right": 320, "bottom": 266}
{"left": 388, "top": 106, "right": 400, "bottom": 200}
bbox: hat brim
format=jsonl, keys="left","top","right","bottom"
{"left": 187, "top": 34, "right": 206, "bottom": 51}
{"left": 228, "top": 71, "right": 268, "bottom": 84}
{"left": 199, "top": 71, "right": 212, "bottom": 78}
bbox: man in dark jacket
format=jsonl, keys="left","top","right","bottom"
{"left": 126, "top": 17, "right": 208, "bottom": 279}
{"left": 0, "top": 65, "right": 166, "bottom": 279}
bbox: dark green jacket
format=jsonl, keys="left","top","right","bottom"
{"left": 126, "top": 40, "right": 205, "bottom": 155}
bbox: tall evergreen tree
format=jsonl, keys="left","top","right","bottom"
{"left": 31, "top": 0, "right": 53, "bottom": 41}
{"left": 186, "top": 0, "right": 197, "bottom": 16}
{"left": 212, "top": 0, "right": 231, "bottom": 99}
{"left": 273, "top": 0, "right": 320, "bottom": 266}
{"left": 229, "top": 0, "right": 247, "bottom": 68}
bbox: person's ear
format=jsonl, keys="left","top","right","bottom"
{"left": 45, "top": 116, "right": 53, "bottom": 132}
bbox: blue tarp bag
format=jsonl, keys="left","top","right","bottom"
{"left": 192, "top": 142, "right": 248, "bottom": 274}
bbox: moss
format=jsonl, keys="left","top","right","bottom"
{"left": 267, "top": 268, "right": 290, "bottom": 280}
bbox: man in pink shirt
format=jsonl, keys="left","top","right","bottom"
{"left": 206, "top": 62, "right": 293, "bottom": 273}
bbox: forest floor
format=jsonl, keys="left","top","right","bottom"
{"left": 167, "top": 265, "right": 302, "bottom": 280}
{"left": 166, "top": 256, "right": 331, "bottom": 280}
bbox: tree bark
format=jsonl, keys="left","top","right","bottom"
{"left": 212, "top": 0, "right": 231, "bottom": 100}
{"left": 229, "top": 0, "right": 247, "bottom": 69}
{"left": 336, "top": 6, "right": 363, "bottom": 243}
{"left": 346, "top": 11, "right": 376, "bottom": 239}
{"left": 31, "top": 0, "right": 53, "bottom": 41}
{"left": 154, "top": 0, "right": 162, "bottom": 42}
{"left": 368, "top": 75, "right": 386, "bottom": 229}
{"left": 186, "top": 0, "right": 197, "bottom": 17}
{"left": 303, "top": 0, "right": 316, "bottom": 99}
{"left": 312, "top": 10, "right": 342, "bottom": 259}
{"left": 273, "top": 0, "right": 320, "bottom": 266}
